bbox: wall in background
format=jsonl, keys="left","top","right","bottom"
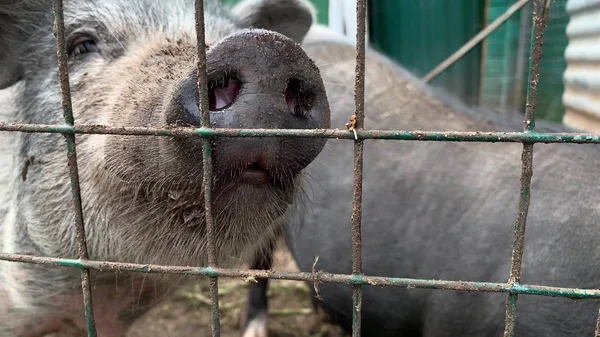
{"left": 562, "top": 0, "right": 600, "bottom": 132}
{"left": 367, "top": 0, "right": 485, "bottom": 106}
{"left": 221, "top": 0, "right": 573, "bottom": 124}
{"left": 481, "top": 0, "right": 569, "bottom": 123}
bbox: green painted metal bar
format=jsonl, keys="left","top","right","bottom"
{"left": 194, "top": 1, "right": 221, "bottom": 336}
{"left": 351, "top": 0, "right": 368, "bottom": 335}
{"left": 596, "top": 309, "right": 600, "bottom": 337}
{"left": 52, "top": 1, "right": 97, "bottom": 336}
{"left": 0, "top": 253, "right": 598, "bottom": 299}
{"left": 503, "top": 1, "right": 551, "bottom": 336}
{"left": 1, "top": 122, "right": 600, "bottom": 143}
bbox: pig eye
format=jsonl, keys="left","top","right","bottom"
{"left": 68, "top": 37, "right": 99, "bottom": 58}
{"left": 208, "top": 75, "right": 240, "bottom": 111}
{"left": 285, "top": 78, "right": 313, "bottom": 117}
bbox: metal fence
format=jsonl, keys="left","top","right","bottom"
{"left": 0, "top": 0, "right": 599, "bottom": 336}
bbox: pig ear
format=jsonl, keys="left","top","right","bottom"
{"left": 231, "top": 0, "right": 316, "bottom": 44}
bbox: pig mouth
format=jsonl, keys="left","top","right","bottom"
{"left": 233, "top": 161, "right": 293, "bottom": 191}
{"left": 215, "top": 159, "right": 298, "bottom": 198}
{"left": 240, "top": 162, "right": 269, "bottom": 185}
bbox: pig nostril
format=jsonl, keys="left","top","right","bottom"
{"left": 208, "top": 75, "right": 240, "bottom": 111}
{"left": 285, "top": 78, "right": 313, "bottom": 117}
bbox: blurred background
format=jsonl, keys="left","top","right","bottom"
{"left": 222, "top": 0, "right": 597, "bottom": 133}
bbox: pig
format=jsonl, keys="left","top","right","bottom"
{"left": 242, "top": 24, "right": 600, "bottom": 337}
{"left": 0, "top": 0, "right": 331, "bottom": 336}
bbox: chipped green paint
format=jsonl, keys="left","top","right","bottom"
{"left": 595, "top": 309, "right": 600, "bottom": 337}
{"left": 352, "top": 285, "right": 362, "bottom": 335}
{"left": 504, "top": 293, "right": 519, "bottom": 337}
{"left": 351, "top": 274, "right": 364, "bottom": 283}
{"left": 203, "top": 267, "right": 219, "bottom": 278}
{"left": 503, "top": 2, "right": 551, "bottom": 335}
{"left": 63, "top": 104, "right": 74, "bottom": 126}
{"left": 2, "top": 254, "right": 599, "bottom": 300}
{"left": 84, "top": 304, "right": 97, "bottom": 337}
{"left": 202, "top": 139, "right": 215, "bottom": 202}
{"left": 1, "top": 122, "right": 600, "bottom": 143}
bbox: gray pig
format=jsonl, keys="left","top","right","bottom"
{"left": 0, "top": 0, "right": 331, "bottom": 336}
{"left": 244, "top": 25, "right": 600, "bottom": 336}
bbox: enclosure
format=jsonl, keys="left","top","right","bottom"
{"left": 1, "top": 0, "right": 600, "bottom": 336}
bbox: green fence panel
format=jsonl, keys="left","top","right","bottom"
{"left": 367, "top": 0, "right": 485, "bottom": 105}
{"left": 481, "top": 0, "right": 568, "bottom": 122}
{"left": 480, "top": 0, "right": 527, "bottom": 112}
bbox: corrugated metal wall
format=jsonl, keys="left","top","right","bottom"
{"left": 563, "top": 0, "right": 600, "bottom": 132}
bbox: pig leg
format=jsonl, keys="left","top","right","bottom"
{"left": 241, "top": 241, "right": 276, "bottom": 337}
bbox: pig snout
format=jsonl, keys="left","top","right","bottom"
{"left": 164, "top": 29, "right": 330, "bottom": 187}
{"left": 0, "top": 0, "right": 329, "bottom": 335}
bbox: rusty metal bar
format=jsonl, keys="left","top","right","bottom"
{"left": 194, "top": 0, "right": 221, "bottom": 336}
{"left": 52, "top": 1, "right": 97, "bottom": 336}
{"left": 503, "top": 1, "right": 551, "bottom": 336}
{"left": 0, "top": 253, "right": 599, "bottom": 300}
{"left": 1, "top": 122, "right": 600, "bottom": 143}
{"left": 595, "top": 309, "right": 600, "bottom": 337}
{"left": 351, "top": 0, "right": 368, "bottom": 335}
{"left": 424, "top": 0, "right": 530, "bottom": 83}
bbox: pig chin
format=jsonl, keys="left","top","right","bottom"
{"left": 151, "top": 158, "right": 299, "bottom": 231}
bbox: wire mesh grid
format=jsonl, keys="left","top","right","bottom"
{"left": 0, "top": 0, "right": 599, "bottom": 336}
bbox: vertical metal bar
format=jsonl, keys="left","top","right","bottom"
{"left": 595, "top": 308, "right": 600, "bottom": 337}
{"left": 503, "top": 1, "right": 550, "bottom": 336}
{"left": 52, "top": 1, "right": 97, "bottom": 336}
{"left": 195, "top": 1, "right": 220, "bottom": 336}
{"left": 351, "top": 0, "right": 367, "bottom": 336}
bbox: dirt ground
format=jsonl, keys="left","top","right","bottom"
{"left": 127, "top": 246, "right": 349, "bottom": 337}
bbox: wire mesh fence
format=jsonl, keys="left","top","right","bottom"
{"left": 0, "top": 0, "right": 599, "bottom": 336}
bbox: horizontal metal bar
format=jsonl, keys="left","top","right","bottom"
{"left": 1, "top": 253, "right": 598, "bottom": 299}
{"left": 1, "top": 122, "right": 600, "bottom": 143}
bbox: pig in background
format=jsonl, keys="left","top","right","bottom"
{"left": 244, "top": 23, "right": 600, "bottom": 337}
{"left": 0, "top": 0, "right": 331, "bottom": 336}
